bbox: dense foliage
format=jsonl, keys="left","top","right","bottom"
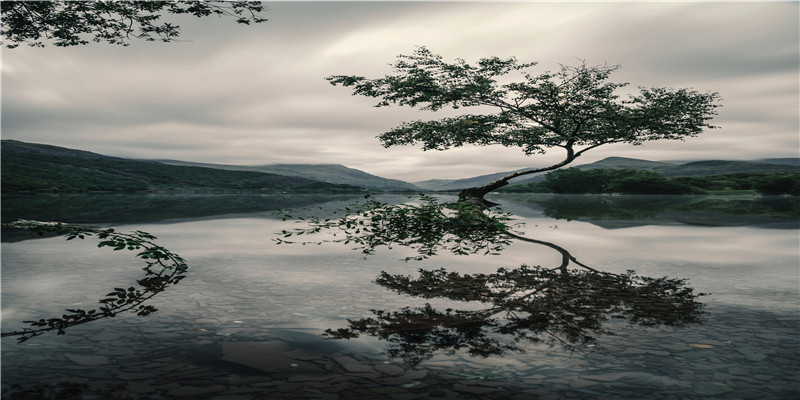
{"left": 277, "top": 194, "right": 518, "bottom": 261}
{"left": 327, "top": 47, "right": 721, "bottom": 198}
{"left": 1, "top": 152, "right": 361, "bottom": 194}
{"left": 1, "top": 1, "right": 266, "bottom": 48}
{"left": 750, "top": 174, "right": 800, "bottom": 196}
{"left": 500, "top": 168, "right": 800, "bottom": 195}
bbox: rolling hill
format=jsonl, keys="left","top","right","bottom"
{"left": 414, "top": 156, "right": 800, "bottom": 191}
{"left": 413, "top": 169, "right": 530, "bottom": 191}
{"left": 1, "top": 140, "right": 360, "bottom": 194}
{"left": 656, "top": 160, "right": 800, "bottom": 177}
{"left": 156, "top": 160, "right": 419, "bottom": 191}
{"left": 4, "top": 140, "right": 797, "bottom": 194}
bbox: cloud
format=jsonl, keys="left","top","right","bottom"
{"left": 1, "top": 1, "right": 797, "bottom": 182}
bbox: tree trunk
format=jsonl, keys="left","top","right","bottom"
{"left": 458, "top": 147, "right": 576, "bottom": 202}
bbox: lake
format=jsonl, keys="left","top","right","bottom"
{"left": 2, "top": 193, "right": 798, "bottom": 399}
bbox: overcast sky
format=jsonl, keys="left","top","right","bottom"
{"left": 2, "top": 1, "right": 798, "bottom": 182}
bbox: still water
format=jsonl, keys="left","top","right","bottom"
{"left": 2, "top": 193, "right": 798, "bottom": 399}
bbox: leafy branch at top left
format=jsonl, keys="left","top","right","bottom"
{"left": 1, "top": 1, "right": 268, "bottom": 48}
{"left": 1, "top": 220, "right": 188, "bottom": 342}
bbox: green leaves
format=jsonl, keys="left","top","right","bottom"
{"left": 327, "top": 47, "right": 721, "bottom": 190}
{"left": 1, "top": 1, "right": 267, "bottom": 48}
{"left": 277, "top": 194, "right": 519, "bottom": 261}
{"left": 1, "top": 220, "right": 188, "bottom": 342}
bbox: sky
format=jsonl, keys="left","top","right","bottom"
{"left": 2, "top": 1, "right": 798, "bottom": 182}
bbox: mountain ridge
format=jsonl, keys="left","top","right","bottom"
{"left": 1, "top": 140, "right": 361, "bottom": 194}
{"left": 155, "top": 159, "right": 419, "bottom": 191}
{"left": 415, "top": 156, "right": 800, "bottom": 191}
{"left": 3, "top": 140, "right": 797, "bottom": 193}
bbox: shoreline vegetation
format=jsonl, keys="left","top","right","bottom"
{"left": 496, "top": 168, "right": 800, "bottom": 196}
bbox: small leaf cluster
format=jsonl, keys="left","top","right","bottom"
{"left": 1, "top": 1, "right": 267, "bottom": 48}
{"left": 276, "top": 194, "right": 519, "bottom": 261}
{"left": 1, "top": 220, "right": 188, "bottom": 342}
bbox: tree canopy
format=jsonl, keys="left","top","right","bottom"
{"left": 1, "top": 1, "right": 267, "bottom": 48}
{"left": 327, "top": 47, "right": 721, "bottom": 199}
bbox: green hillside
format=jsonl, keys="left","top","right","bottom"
{"left": 513, "top": 158, "right": 799, "bottom": 185}
{"left": 413, "top": 169, "right": 530, "bottom": 191}
{"left": 576, "top": 157, "right": 678, "bottom": 171}
{"left": 657, "top": 160, "right": 800, "bottom": 177}
{"left": 500, "top": 167, "right": 800, "bottom": 195}
{"left": 157, "top": 160, "right": 419, "bottom": 191}
{"left": 1, "top": 141, "right": 360, "bottom": 194}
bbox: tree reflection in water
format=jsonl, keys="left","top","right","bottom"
{"left": 282, "top": 194, "right": 706, "bottom": 366}
{"left": 324, "top": 260, "right": 704, "bottom": 366}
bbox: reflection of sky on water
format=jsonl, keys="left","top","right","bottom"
{"left": 3, "top": 209, "right": 797, "bottom": 332}
{"left": 477, "top": 217, "right": 799, "bottom": 311}
{"left": 2, "top": 203, "right": 798, "bottom": 400}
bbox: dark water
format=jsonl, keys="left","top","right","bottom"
{"left": 2, "top": 194, "right": 798, "bottom": 399}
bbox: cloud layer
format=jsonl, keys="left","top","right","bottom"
{"left": 2, "top": 2, "right": 797, "bottom": 181}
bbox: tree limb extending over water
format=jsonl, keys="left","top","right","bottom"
{"left": 1, "top": 220, "right": 188, "bottom": 342}
{"left": 327, "top": 47, "right": 721, "bottom": 201}
{"left": 1, "top": 1, "right": 267, "bottom": 48}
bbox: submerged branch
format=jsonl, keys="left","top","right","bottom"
{"left": 1, "top": 220, "right": 188, "bottom": 342}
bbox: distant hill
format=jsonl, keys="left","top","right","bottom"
{"left": 1, "top": 140, "right": 360, "bottom": 194}
{"left": 1, "top": 139, "right": 120, "bottom": 159}
{"left": 414, "top": 157, "right": 678, "bottom": 191}
{"left": 658, "top": 160, "right": 800, "bottom": 176}
{"left": 414, "top": 168, "right": 531, "bottom": 191}
{"left": 572, "top": 157, "right": 678, "bottom": 171}
{"left": 157, "top": 160, "right": 419, "bottom": 191}
{"left": 758, "top": 158, "right": 800, "bottom": 167}
{"left": 415, "top": 156, "right": 800, "bottom": 191}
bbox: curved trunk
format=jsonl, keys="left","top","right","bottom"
{"left": 458, "top": 146, "right": 576, "bottom": 201}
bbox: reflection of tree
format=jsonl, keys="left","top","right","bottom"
{"left": 284, "top": 195, "right": 705, "bottom": 365}
{"left": 278, "top": 194, "right": 518, "bottom": 261}
{"left": 324, "top": 262, "right": 704, "bottom": 366}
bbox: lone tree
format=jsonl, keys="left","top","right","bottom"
{"left": 1, "top": 0, "right": 266, "bottom": 48}
{"left": 327, "top": 47, "right": 721, "bottom": 201}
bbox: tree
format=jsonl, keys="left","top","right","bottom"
{"left": 607, "top": 170, "right": 700, "bottom": 194}
{"left": 754, "top": 173, "right": 800, "bottom": 196}
{"left": 327, "top": 47, "right": 721, "bottom": 201}
{"left": 1, "top": 1, "right": 267, "bottom": 48}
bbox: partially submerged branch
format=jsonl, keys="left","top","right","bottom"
{"left": 1, "top": 220, "right": 188, "bottom": 342}
{"left": 276, "top": 193, "right": 518, "bottom": 261}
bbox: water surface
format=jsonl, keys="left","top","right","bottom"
{"left": 2, "top": 194, "right": 798, "bottom": 399}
